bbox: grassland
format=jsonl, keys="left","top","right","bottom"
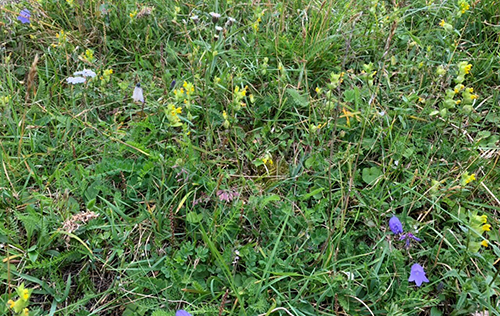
{"left": 1, "top": 0, "right": 500, "bottom": 315}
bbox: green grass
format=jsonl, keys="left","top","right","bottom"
{"left": 1, "top": 0, "right": 500, "bottom": 315}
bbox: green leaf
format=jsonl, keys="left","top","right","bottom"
{"left": 186, "top": 211, "right": 203, "bottom": 224}
{"left": 362, "top": 167, "right": 382, "bottom": 185}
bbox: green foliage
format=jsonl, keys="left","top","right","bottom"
{"left": 1, "top": 0, "right": 499, "bottom": 315}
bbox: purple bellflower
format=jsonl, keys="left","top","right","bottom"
{"left": 400, "top": 232, "right": 422, "bottom": 248}
{"left": 176, "top": 310, "right": 192, "bottom": 316}
{"left": 389, "top": 216, "right": 403, "bottom": 234}
{"left": 18, "top": 9, "right": 31, "bottom": 24}
{"left": 408, "top": 263, "right": 429, "bottom": 287}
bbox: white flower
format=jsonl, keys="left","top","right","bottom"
{"left": 73, "top": 69, "right": 96, "bottom": 78}
{"left": 66, "top": 77, "right": 86, "bottom": 84}
{"left": 133, "top": 83, "right": 144, "bottom": 103}
{"left": 226, "top": 17, "right": 236, "bottom": 27}
{"left": 215, "top": 26, "right": 223, "bottom": 32}
{"left": 210, "top": 12, "right": 221, "bottom": 19}
{"left": 209, "top": 12, "right": 221, "bottom": 22}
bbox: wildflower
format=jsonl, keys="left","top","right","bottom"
{"left": 129, "top": 10, "right": 137, "bottom": 19}
{"left": 103, "top": 69, "right": 113, "bottom": 76}
{"left": 262, "top": 153, "right": 273, "bottom": 167}
{"left": 481, "top": 240, "right": 488, "bottom": 247}
{"left": 459, "top": 0, "right": 470, "bottom": 14}
{"left": 0, "top": 95, "right": 10, "bottom": 106}
{"left": 217, "top": 189, "right": 239, "bottom": 202}
{"left": 83, "top": 49, "right": 95, "bottom": 63}
{"left": 389, "top": 216, "right": 403, "bottom": 234}
{"left": 454, "top": 84, "right": 464, "bottom": 94}
{"left": 74, "top": 69, "right": 96, "bottom": 78}
{"left": 315, "top": 87, "right": 322, "bottom": 94}
{"left": 479, "top": 215, "right": 487, "bottom": 223}
{"left": 7, "top": 299, "right": 15, "bottom": 309}
{"left": 23, "top": 308, "right": 29, "bottom": 316}
{"left": 463, "top": 63, "right": 472, "bottom": 75}
{"left": 223, "top": 110, "right": 230, "bottom": 128}
{"left": 408, "top": 263, "right": 429, "bottom": 287}
{"left": 439, "top": 20, "right": 453, "bottom": 31}
{"left": 190, "top": 15, "right": 199, "bottom": 23}
{"left": 66, "top": 77, "right": 86, "bottom": 84}
{"left": 461, "top": 172, "right": 476, "bottom": 186}
{"left": 210, "top": 12, "right": 221, "bottom": 23}
{"left": 56, "top": 30, "right": 66, "bottom": 40}
{"left": 400, "top": 232, "right": 422, "bottom": 248}
{"left": 22, "top": 289, "right": 30, "bottom": 301}
{"left": 481, "top": 224, "right": 491, "bottom": 232}
{"left": 226, "top": 17, "right": 236, "bottom": 27}
{"left": 17, "top": 9, "right": 31, "bottom": 24}
{"left": 176, "top": 310, "right": 192, "bottom": 316}
{"left": 215, "top": 26, "right": 223, "bottom": 32}
{"left": 183, "top": 81, "right": 195, "bottom": 95}
{"left": 166, "top": 103, "right": 182, "bottom": 125}
{"left": 133, "top": 83, "right": 144, "bottom": 103}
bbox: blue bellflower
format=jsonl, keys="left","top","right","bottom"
{"left": 176, "top": 310, "right": 192, "bottom": 316}
{"left": 18, "top": 9, "right": 31, "bottom": 24}
{"left": 408, "top": 263, "right": 429, "bottom": 287}
{"left": 389, "top": 216, "right": 403, "bottom": 234}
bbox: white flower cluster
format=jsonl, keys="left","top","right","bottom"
{"left": 66, "top": 69, "right": 96, "bottom": 84}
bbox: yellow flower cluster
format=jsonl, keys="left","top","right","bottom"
{"left": 232, "top": 85, "right": 247, "bottom": 111}
{"left": 461, "top": 171, "right": 476, "bottom": 186}
{"left": 166, "top": 103, "right": 182, "bottom": 125}
{"left": 468, "top": 214, "right": 491, "bottom": 251}
{"left": 439, "top": 20, "right": 453, "bottom": 31}
{"left": 100, "top": 68, "right": 113, "bottom": 83}
{"left": 459, "top": 0, "right": 470, "bottom": 14}
{"left": 52, "top": 30, "right": 67, "bottom": 47}
{"left": 6, "top": 284, "right": 31, "bottom": 316}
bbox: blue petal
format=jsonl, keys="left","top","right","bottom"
{"left": 389, "top": 216, "right": 403, "bottom": 234}
{"left": 176, "top": 310, "right": 192, "bottom": 316}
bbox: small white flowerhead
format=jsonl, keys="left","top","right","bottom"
{"left": 73, "top": 69, "right": 96, "bottom": 78}
{"left": 133, "top": 83, "right": 144, "bottom": 103}
{"left": 66, "top": 77, "right": 86, "bottom": 84}
{"left": 215, "top": 26, "right": 223, "bottom": 32}
{"left": 226, "top": 17, "right": 236, "bottom": 27}
{"left": 190, "top": 15, "right": 199, "bottom": 23}
{"left": 209, "top": 12, "right": 221, "bottom": 23}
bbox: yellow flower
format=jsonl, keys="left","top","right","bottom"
{"left": 471, "top": 94, "right": 478, "bottom": 100}
{"left": 480, "top": 215, "right": 487, "bottom": 223}
{"left": 7, "top": 299, "right": 15, "bottom": 309}
{"left": 22, "top": 289, "right": 29, "bottom": 300}
{"left": 104, "top": 69, "right": 113, "bottom": 76}
{"left": 439, "top": 20, "right": 445, "bottom": 27}
{"left": 461, "top": 172, "right": 476, "bottom": 185}
{"left": 129, "top": 10, "right": 137, "bottom": 19}
{"left": 262, "top": 157, "right": 273, "bottom": 166}
{"left": 23, "top": 308, "right": 29, "bottom": 316}
{"left": 481, "top": 240, "right": 488, "bottom": 247}
{"left": 481, "top": 224, "right": 491, "bottom": 232}
{"left": 464, "top": 64, "right": 472, "bottom": 74}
